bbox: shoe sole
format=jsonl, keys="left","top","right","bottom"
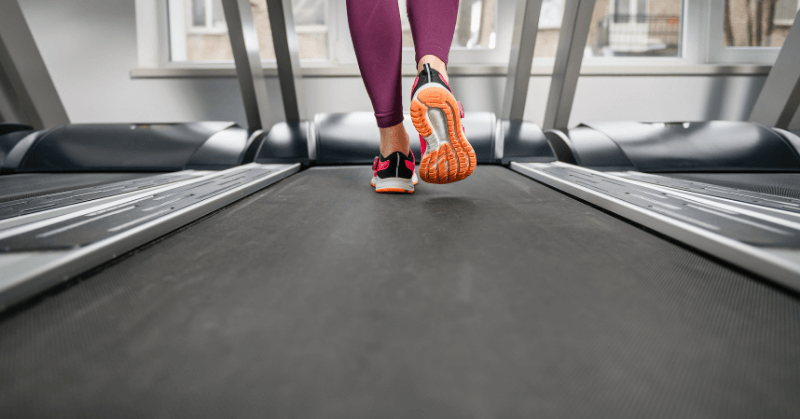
{"left": 410, "top": 85, "right": 476, "bottom": 184}
{"left": 371, "top": 173, "right": 418, "bottom": 187}
{"left": 372, "top": 177, "right": 414, "bottom": 194}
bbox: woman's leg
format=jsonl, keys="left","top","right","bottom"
{"left": 407, "top": 0, "right": 459, "bottom": 81}
{"left": 346, "top": 0, "right": 409, "bottom": 156}
{"left": 407, "top": 0, "right": 476, "bottom": 184}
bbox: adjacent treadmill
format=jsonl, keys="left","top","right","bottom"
{"left": 0, "top": 0, "right": 798, "bottom": 417}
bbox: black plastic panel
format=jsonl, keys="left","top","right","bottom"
{"left": 254, "top": 121, "right": 312, "bottom": 164}
{"left": 497, "top": 119, "right": 555, "bottom": 164}
{"left": 313, "top": 112, "right": 495, "bottom": 164}
{"left": 0, "top": 129, "right": 34, "bottom": 168}
{"left": 578, "top": 121, "right": 800, "bottom": 172}
{"left": 546, "top": 127, "right": 635, "bottom": 170}
{"left": 14, "top": 122, "right": 250, "bottom": 172}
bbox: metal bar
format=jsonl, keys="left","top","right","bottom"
{"left": 0, "top": 0, "right": 69, "bottom": 129}
{"left": 221, "top": 0, "right": 272, "bottom": 131}
{"left": 501, "top": 0, "right": 544, "bottom": 121}
{"left": 748, "top": 10, "right": 800, "bottom": 129}
{"left": 266, "top": 0, "right": 307, "bottom": 122}
{"left": 542, "top": 0, "right": 596, "bottom": 131}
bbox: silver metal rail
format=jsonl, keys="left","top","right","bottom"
{"left": 266, "top": 0, "right": 307, "bottom": 122}
{"left": 221, "top": 0, "right": 272, "bottom": 131}
{"left": 501, "top": 0, "right": 544, "bottom": 121}
{"left": 542, "top": 0, "right": 597, "bottom": 131}
{"left": 749, "top": 9, "right": 800, "bottom": 129}
{"left": 0, "top": 0, "right": 69, "bottom": 129}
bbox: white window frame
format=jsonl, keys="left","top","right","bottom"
{"left": 135, "top": 0, "right": 792, "bottom": 76}
{"left": 186, "top": 0, "right": 228, "bottom": 35}
{"left": 707, "top": 0, "right": 800, "bottom": 63}
{"left": 330, "top": 0, "right": 506, "bottom": 67}
{"left": 581, "top": 0, "right": 695, "bottom": 67}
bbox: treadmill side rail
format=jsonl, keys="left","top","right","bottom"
{"left": 0, "top": 163, "right": 300, "bottom": 311}
{"left": 511, "top": 162, "right": 800, "bottom": 292}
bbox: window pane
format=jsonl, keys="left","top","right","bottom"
{"left": 534, "top": 0, "right": 682, "bottom": 58}
{"left": 399, "top": 0, "right": 496, "bottom": 49}
{"left": 192, "top": 0, "right": 206, "bottom": 27}
{"left": 172, "top": 0, "right": 329, "bottom": 62}
{"left": 724, "top": 0, "right": 798, "bottom": 47}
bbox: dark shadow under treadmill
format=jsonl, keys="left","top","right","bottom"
{"left": 665, "top": 173, "right": 800, "bottom": 200}
{"left": 0, "top": 166, "right": 798, "bottom": 418}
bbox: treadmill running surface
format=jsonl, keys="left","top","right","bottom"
{"left": 1, "top": 166, "right": 798, "bottom": 418}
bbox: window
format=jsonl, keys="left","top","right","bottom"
{"left": 723, "top": 0, "right": 798, "bottom": 47}
{"left": 532, "top": 0, "right": 683, "bottom": 59}
{"left": 169, "top": 0, "right": 330, "bottom": 62}
{"left": 141, "top": 0, "right": 796, "bottom": 72}
{"left": 167, "top": 0, "right": 496, "bottom": 65}
{"left": 398, "top": 0, "right": 496, "bottom": 50}
{"left": 709, "top": 0, "right": 798, "bottom": 62}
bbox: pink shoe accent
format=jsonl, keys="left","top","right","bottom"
{"left": 377, "top": 160, "right": 390, "bottom": 171}
{"left": 419, "top": 134, "right": 427, "bottom": 156}
{"left": 411, "top": 76, "right": 419, "bottom": 96}
{"left": 409, "top": 149, "right": 415, "bottom": 165}
{"left": 458, "top": 102, "right": 464, "bottom": 119}
{"left": 405, "top": 160, "right": 415, "bottom": 171}
{"left": 372, "top": 157, "right": 379, "bottom": 175}
{"left": 441, "top": 77, "right": 451, "bottom": 91}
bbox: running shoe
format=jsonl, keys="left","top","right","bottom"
{"left": 370, "top": 150, "right": 417, "bottom": 193}
{"left": 410, "top": 63, "right": 476, "bottom": 184}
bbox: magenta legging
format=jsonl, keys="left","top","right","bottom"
{"left": 346, "top": 0, "right": 459, "bottom": 128}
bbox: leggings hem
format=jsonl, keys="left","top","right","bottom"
{"left": 375, "top": 112, "right": 405, "bottom": 129}
{"left": 415, "top": 43, "right": 450, "bottom": 66}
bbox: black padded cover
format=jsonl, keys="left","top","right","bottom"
{"left": 313, "top": 112, "right": 495, "bottom": 164}
{"left": 551, "top": 121, "right": 800, "bottom": 172}
{"left": 496, "top": 119, "right": 555, "bottom": 164}
{"left": 13, "top": 122, "right": 253, "bottom": 172}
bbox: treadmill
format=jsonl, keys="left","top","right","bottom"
{"left": 0, "top": 0, "right": 798, "bottom": 417}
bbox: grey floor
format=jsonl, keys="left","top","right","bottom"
{"left": 1, "top": 166, "right": 799, "bottom": 418}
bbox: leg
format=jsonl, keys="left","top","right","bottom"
{"left": 407, "top": 0, "right": 476, "bottom": 184}
{"left": 346, "top": 0, "right": 409, "bottom": 156}
{"left": 407, "top": 0, "right": 459, "bottom": 81}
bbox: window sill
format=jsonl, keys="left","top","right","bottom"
{"left": 130, "top": 63, "right": 772, "bottom": 79}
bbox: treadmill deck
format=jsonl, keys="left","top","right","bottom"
{"left": 1, "top": 166, "right": 798, "bottom": 418}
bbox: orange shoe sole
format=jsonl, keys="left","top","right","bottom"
{"left": 410, "top": 87, "right": 476, "bottom": 184}
{"left": 375, "top": 187, "right": 414, "bottom": 194}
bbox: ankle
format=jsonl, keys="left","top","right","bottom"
{"left": 417, "top": 55, "right": 448, "bottom": 84}
{"left": 379, "top": 123, "right": 410, "bottom": 157}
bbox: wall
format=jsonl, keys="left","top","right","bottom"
{"left": 16, "top": 0, "right": 800, "bottom": 131}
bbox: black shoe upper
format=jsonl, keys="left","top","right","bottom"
{"left": 373, "top": 151, "right": 415, "bottom": 180}
{"left": 411, "top": 63, "right": 452, "bottom": 99}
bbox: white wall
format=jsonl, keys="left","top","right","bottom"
{"left": 17, "top": 0, "right": 800, "bottom": 130}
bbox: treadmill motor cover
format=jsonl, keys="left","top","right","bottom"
{"left": 8, "top": 122, "right": 255, "bottom": 172}
{"left": 549, "top": 121, "right": 800, "bottom": 172}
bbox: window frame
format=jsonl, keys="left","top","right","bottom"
{"left": 706, "top": 0, "right": 799, "bottom": 63}
{"left": 135, "top": 0, "right": 795, "bottom": 76}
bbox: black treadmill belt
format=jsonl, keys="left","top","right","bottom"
{"left": 1, "top": 166, "right": 798, "bottom": 418}
{"left": 0, "top": 173, "right": 155, "bottom": 203}
{"left": 667, "top": 173, "right": 800, "bottom": 200}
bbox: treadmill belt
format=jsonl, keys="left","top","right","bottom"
{"left": 666, "top": 173, "right": 800, "bottom": 200}
{"left": 1, "top": 166, "right": 798, "bottom": 418}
